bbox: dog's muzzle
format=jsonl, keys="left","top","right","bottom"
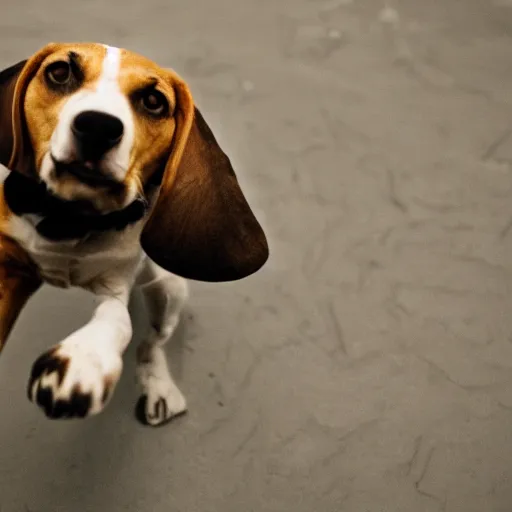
{"left": 51, "top": 156, "right": 122, "bottom": 188}
{"left": 51, "top": 110, "right": 126, "bottom": 187}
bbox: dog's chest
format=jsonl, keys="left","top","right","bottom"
{"left": 8, "top": 213, "right": 142, "bottom": 288}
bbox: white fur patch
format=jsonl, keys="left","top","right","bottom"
{"left": 8, "top": 212, "right": 145, "bottom": 288}
{"left": 0, "top": 164, "right": 9, "bottom": 183}
{"left": 101, "top": 45, "right": 121, "bottom": 85}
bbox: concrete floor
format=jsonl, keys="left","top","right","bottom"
{"left": 1, "top": 0, "right": 512, "bottom": 510}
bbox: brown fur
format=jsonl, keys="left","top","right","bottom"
{"left": 118, "top": 50, "right": 178, "bottom": 187}
{"left": 0, "top": 232, "right": 41, "bottom": 352}
{"left": 23, "top": 45, "right": 106, "bottom": 171}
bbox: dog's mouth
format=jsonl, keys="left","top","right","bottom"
{"left": 51, "top": 155, "right": 123, "bottom": 189}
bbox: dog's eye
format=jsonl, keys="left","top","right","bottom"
{"left": 45, "top": 61, "right": 72, "bottom": 85}
{"left": 141, "top": 90, "right": 168, "bottom": 116}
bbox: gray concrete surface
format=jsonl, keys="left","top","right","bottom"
{"left": 1, "top": 0, "right": 512, "bottom": 510}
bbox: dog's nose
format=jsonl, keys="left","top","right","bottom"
{"left": 72, "top": 111, "right": 124, "bottom": 162}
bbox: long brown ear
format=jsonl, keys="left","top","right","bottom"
{"left": 141, "top": 77, "right": 269, "bottom": 282}
{"left": 0, "top": 60, "right": 27, "bottom": 167}
{"left": 1, "top": 44, "right": 58, "bottom": 176}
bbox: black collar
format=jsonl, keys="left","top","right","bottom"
{"left": 4, "top": 171, "right": 148, "bottom": 241}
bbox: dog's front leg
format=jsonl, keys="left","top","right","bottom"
{"left": 27, "top": 272, "right": 133, "bottom": 420}
{"left": 0, "top": 235, "right": 41, "bottom": 354}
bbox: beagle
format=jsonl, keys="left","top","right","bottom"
{"left": 0, "top": 43, "right": 268, "bottom": 426}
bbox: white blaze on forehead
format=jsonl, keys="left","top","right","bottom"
{"left": 83, "top": 45, "right": 123, "bottom": 111}
{"left": 99, "top": 45, "right": 121, "bottom": 89}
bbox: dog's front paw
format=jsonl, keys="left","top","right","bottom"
{"left": 28, "top": 340, "right": 122, "bottom": 419}
{"left": 135, "top": 388, "right": 187, "bottom": 427}
{"left": 135, "top": 363, "right": 187, "bottom": 427}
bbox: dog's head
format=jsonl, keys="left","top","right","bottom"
{"left": 0, "top": 42, "right": 268, "bottom": 282}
